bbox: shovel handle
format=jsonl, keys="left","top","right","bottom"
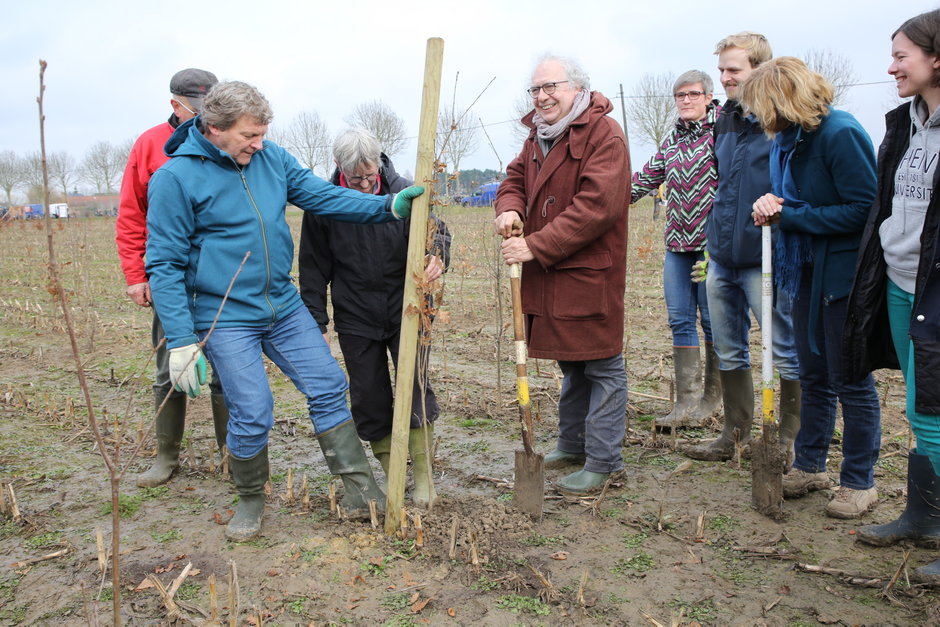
{"left": 760, "top": 225, "right": 775, "bottom": 428}
{"left": 510, "top": 262, "right": 536, "bottom": 454}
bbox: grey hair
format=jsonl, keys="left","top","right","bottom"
{"left": 333, "top": 128, "right": 382, "bottom": 174}
{"left": 673, "top": 70, "right": 714, "bottom": 95}
{"left": 535, "top": 53, "right": 591, "bottom": 90}
{"left": 201, "top": 81, "right": 273, "bottom": 130}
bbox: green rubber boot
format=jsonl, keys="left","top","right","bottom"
{"left": 136, "top": 390, "right": 186, "bottom": 487}
{"left": 318, "top": 421, "right": 385, "bottom": 520}
{"left": 210, "top": 393, "right": 230, "bottom": 454}
{"left": 409, "top": 424, "right": 437, "bottom": 507}
{"left": 370, "top": 434, "right": 392, "bottom": 477}
{"left": 556, "top": 469, "right": 609, "bottom": 496}
{"left": 681, "top": 369, "right": 754, "bottom": 461}
{"left": 226, "top": 446, "right": 269, "bottom": 542}
{"left": 687, "top": 342, "right": 722, "bottom": 423}
{"left": 657, "top": 346, "right": 703, "bottom": 430}
{"left": 778, "top": 379, "right": 802, "bottom": 472}
{"left": 544, "top": 449, "right": 586, "bottom": 470}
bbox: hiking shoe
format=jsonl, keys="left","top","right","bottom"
{"left": 782, "top": 468, "right": 832, "bottom": 498}
{"left": 826, "top": 487, "right": 878, "bottom": 519}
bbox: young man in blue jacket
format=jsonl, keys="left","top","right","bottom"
{"left": 681, "top": 33, "right": 802, "bottom": 464}
{"left": 146, "top": 81, "right": 423, "bottom": 541}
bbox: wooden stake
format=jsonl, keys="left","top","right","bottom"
{"left": 95, "top": 526, "right": 107, "bottom": 574}
{"left": 400, "top": 508, "right": 409, "bottom": 540}
{"left": 414, "top": 513, "right": 424, "bottom": 548}
{"left": 576, "top": 571, "right": 588, "bottom": 607}
{"left": 694, "top": 510, "right": 707, "bottom": 543}
{"left": 0, "top": 481, "right": 7, "bottom": 517}
{"left": 448, "top": 515, "right": 459, "bottom": 560}
{"left": 228, "top": 560, "right": 238, "bottom": 627}
{"left": 285, "top": 468, "right": 294, "bottom": 504}
{"left": 386, "top": 36, "right": 444, "bottom": 536}
{"left": 209, "top": 574, "right": 218, "bottom": 623}
{"left": 8, "top": 484, "right": 21, "bottom": 522}
{"left": 328, "top": 482, "right": 337, "bottom": 514}
{"left": 468, "top": 531, "right": 480, "bottom": 566}
{"left": 301, "top": 474, "right": 310, "bottom": 512}
{"left": 369, "top": 500, "right": 379, "bottom": 529}
{"left": 221, "top": 446, "right": 229, "bottom": 477}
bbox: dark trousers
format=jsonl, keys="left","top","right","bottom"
{"left": 337, "top": 331, "right": 439, "bottom": 442}
{"left": 792, "top": 268, "right": 881, "bottom": 489}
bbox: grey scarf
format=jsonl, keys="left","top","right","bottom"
{"left": 533, "top": 89, "right": 590, "bottom": 141}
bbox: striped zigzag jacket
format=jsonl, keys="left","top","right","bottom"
{"left": 631, "top": 101, "right": 721, "bottom": 252}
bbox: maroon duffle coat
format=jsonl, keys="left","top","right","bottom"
{"left": 495, "top": 91, "right": 631, "bottom": 361}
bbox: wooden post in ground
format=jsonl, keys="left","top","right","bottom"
{"left": 385, "top": 37, "right": 444, "bottom": 536}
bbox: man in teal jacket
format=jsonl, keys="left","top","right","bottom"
{"left": 146, "top": 81, "right": 423, "bottom": 541}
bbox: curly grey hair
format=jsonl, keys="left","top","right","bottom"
{"left": 201, "top": 81, "right": 273, "bottom": 130}
{"left": 534, "top": 53, "right": 591, "bottom": 90}
{"left": 673, "top": 70, "right": 714, "bottom": 96}
{"left": 333, "top": 128, "right": 382, "bottom": 174}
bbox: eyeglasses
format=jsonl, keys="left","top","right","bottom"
{"left": 174, "top": 97, "right": 198, "bottom": 116}
{"left": 345, "top": 171, "right": 379, "bottom": 186}
{"left": 526, "top": 81, "right": 569, "bottom": 97}
{"left": 674, "top": 91, "right": 706, "bottom": 101}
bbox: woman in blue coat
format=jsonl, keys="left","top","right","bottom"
{"left": 742, "top": 57, "right": 881, "bottom": 520}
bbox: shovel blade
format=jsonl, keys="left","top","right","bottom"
{"left": 513, "top": 449, "right": 545, "bottom": 519}
{"left": 750, "top": 425, "right": 786, "bottom": 520}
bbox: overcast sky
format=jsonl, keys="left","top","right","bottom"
{"left": 3, "top": 0, "right": 933, "bottom": 189}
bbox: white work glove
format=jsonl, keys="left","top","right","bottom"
{"left": 169, "top": 344, "right": 207, "bottom": 399}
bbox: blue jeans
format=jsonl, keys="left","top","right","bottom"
{"left": 887, "top": 279, "right": 940, "bottom": 475}
{"left": 791, "top": 271, "right": 880, "bottom": 489}
{"left": 705, "top": 258, "right": 800, "bottom": 379}
{"left": 200, "top": 306, "right": 351, "bottom": 459}
{"left": 664, "top": 250, "right": 712, "bottom": 346}
{"left": 556, "top": 354, "right": 627, "bottom": 473}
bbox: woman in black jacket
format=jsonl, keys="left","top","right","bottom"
{"left": 844, "top": 8, "right": 940, "bottom": 582}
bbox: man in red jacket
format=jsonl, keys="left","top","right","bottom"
{"left": 115, "top": 68, "right": 228, "bottom": 487}
{"left": 494, "top": 54, "right": 631, "bottom": 495}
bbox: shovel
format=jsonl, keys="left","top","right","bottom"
{"left": 509, "top": 261, "right": 544, "bottom": 518}
{"left": 751, "top": 225, "right": 785, "bottom": 519}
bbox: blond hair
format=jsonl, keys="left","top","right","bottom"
{"left": 714, "top": 31, "right": 773, "bottom": 68}
{"left": 738, "top": 57, "right": 833, "bottom": 137}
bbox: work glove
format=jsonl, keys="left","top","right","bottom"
{"left": 690, "top": 251, "right": 709, "bottom": 283}
{"left": 390, "top": 185, "right": 425, "bottom": 219}
{"left": 169, "top": 344, "right": 207, "bottom": 399}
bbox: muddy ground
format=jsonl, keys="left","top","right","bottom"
{"left": 0, "top": 206, "right": 937, "bottom": 626}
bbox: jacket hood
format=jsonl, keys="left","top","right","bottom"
{"left": 163, "top": 116, "right": 247, "bottom": 166}
{"left": 329, "top": 152, "right": 404, "bottom": 194}
{"left": 675, "top": 99, "right": 721, "bottom": 136}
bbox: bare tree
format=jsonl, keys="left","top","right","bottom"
{"left": 81, "top": 141, "right": 123, "bottom": 194}
{"left": 627, "top": 72, "right": 677, "bottom": 151}
{"left": 345, "top": 100, "right": 407, "bottom": 158}
{"left": 0, "top": 150, "right": 26, "bottom": 205}
{"left": 510, "top": 94, "right": 533, "bottom": 147}
{"left": 804, "top": 48, "right": 859, "bottom": 108}
{"left": 21, "top": 152, "right": 47, "bottom": 203}
{"left": 437, "top": 106, "right": 480, "bottom": 195}
{"left": 277, "top": 111, "right": 332, "bottom": 176}
{"left": 48, "top": 151, "right": 77, "bottom": 200}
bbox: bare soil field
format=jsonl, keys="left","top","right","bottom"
{"left": 0, "top": 205, "right": 937, "bottom": 626}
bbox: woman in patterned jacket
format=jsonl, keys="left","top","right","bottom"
{"left": 631, "top": 69, "right": 721, "bottom": 430}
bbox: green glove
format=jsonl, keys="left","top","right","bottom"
{"left": 169, "top": 344, "right": 208, "bottom": 399}
{"left": 391, "top": 185, "right": 425, "bottom": 219}
{"left": 690, "top": 250, "right": 709, "bottom": 283}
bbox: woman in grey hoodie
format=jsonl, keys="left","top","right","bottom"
{"left": 844, "top": 8, "right": 940, "bottom": 583}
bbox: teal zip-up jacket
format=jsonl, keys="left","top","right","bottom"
{"left": 146, "top": 117, "right": 398, "bottom": 349}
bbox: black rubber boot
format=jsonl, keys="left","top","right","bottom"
{"left": 210, "top": 393, "right": 229, "bottom": 454}
{"left": 913, "top": 558, "right": 940, "bottom": 585}
{"left": 657, "top": 347, "right": 703, "bottom": 430}
{"left": 857, "top": 451, "right": 940, "bottom": 548}
{"left": 226, "top": 446, "right": 268, "bottom": 542}
{"left": 681, "top": 369, "right": 753, "bottom": 461}
{"left": 136, "top": 390, "right": 186, "bottom": 487}
{"left": 318, "top": 421, "right": 385, "bottom": 520}
{"left": 687, "top": 342, "right": 722, "bottom": 423}
{"left": 409, "top": 424, "right": 437, "bottom": 507}
{"left": 778, "top": 379, "right": 802, "bottom": 472}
